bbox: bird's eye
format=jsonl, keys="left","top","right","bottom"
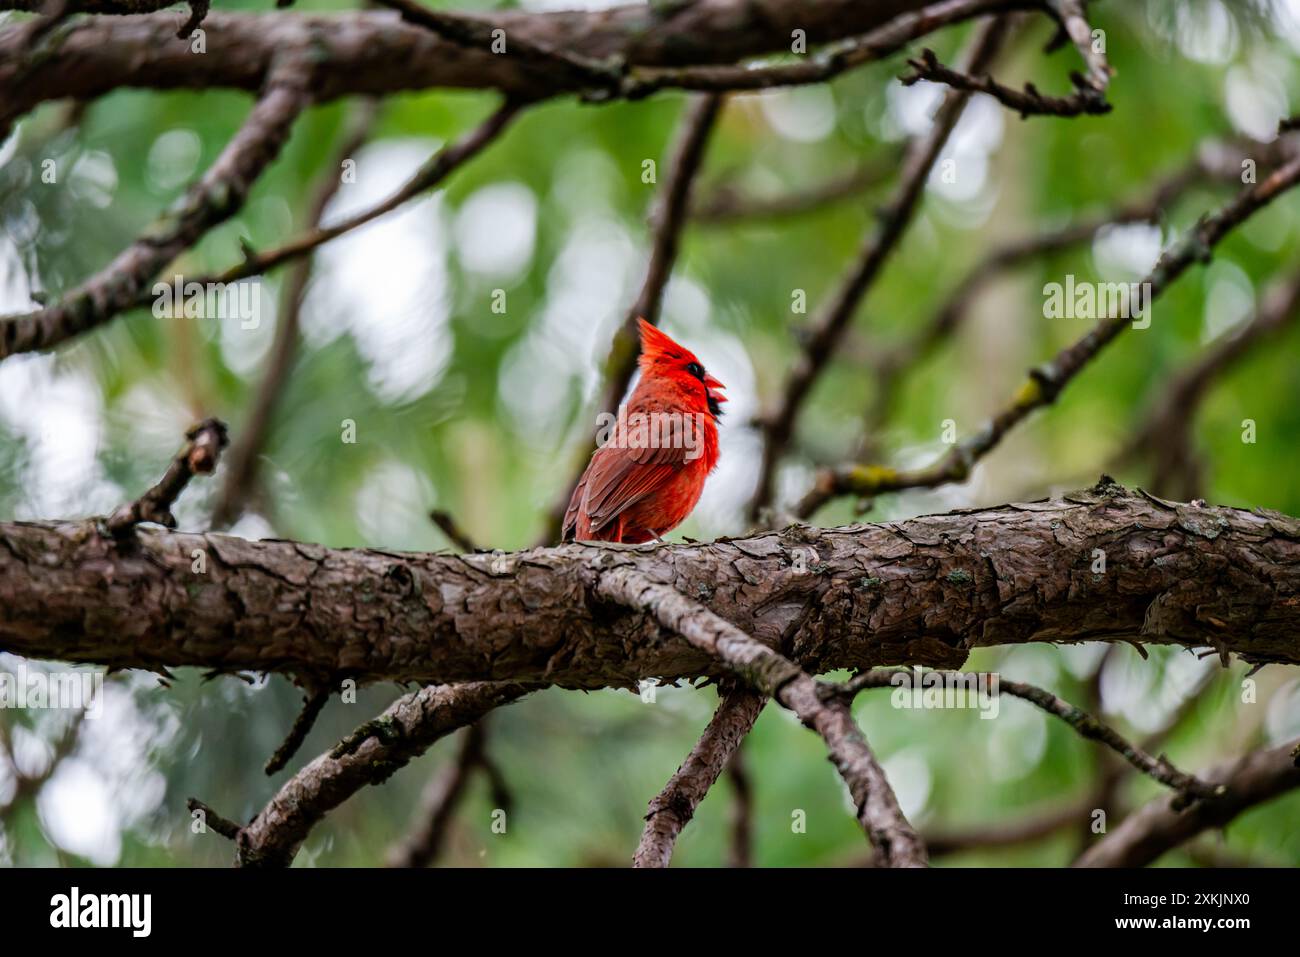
{"left": 685, "top": 362, "right": 705, "bottom": 380}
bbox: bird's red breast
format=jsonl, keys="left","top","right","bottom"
{"left": 563, "top": 319, "right": 725, "bottom": 543}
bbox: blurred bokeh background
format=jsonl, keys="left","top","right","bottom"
{"left": 1, "top": 0, "right": 1298, "bottom": 866}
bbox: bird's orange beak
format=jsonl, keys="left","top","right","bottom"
{"left": 703, "top": 372, "right": 727, "bottom": 403}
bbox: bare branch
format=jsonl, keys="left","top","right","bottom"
{"left": 1119, "top": 267, "right": 1300, "bottom": 500}
{"left": 838, "top": 669, "right": 1222, "bottom": 802}
{"left": 232, "top": 682, "right": 536, "bottom": 867}
{"left": 0, "top": 58, "right": 313, "bottom": 358}
{"left": 1046, "top": 0, "right": 1111, "bottom": 95}
{"left": 597, "top": 567, "right": 927, "bottom": 867}
{"left": 151, "top": 100, "right": 521, "bottom": 298}
{"left": 796, "top": 150, "right": 1300, "bottom": 518}
{"left": 429, "top": 510, "right": 481, "bottom": 554}
{"left": 749, "top": 16, "right": 1011, "bottom": 521}
{"left": 900, "top": 46, "right": 1110, "bottom": 117}
{"left": 725, "top": 744, "right": 755, "bottom": 868}
{"left": 263, "top": 686, "right": 332, "bottom": 776}
{"left": 633, "top": 687, "right": 765, "bottom": 868}
{"left": 211, "top": 99, "right": 382, "bottom": 530}
{"left": 1075, "top": 739, "right": 1300, "bottom": 868}
{"left": 105, "top": 418, "right": 228, "bottom": 534}
{"left": 0, "top": 1, "right": 1021, "bottom": 121}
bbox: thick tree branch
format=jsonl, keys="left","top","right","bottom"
{"left": 796, "top": 149, "right": 1300, "bottom": 518}
{"left": 0, "top": 1, "right": 1022, "bottom": 122}
{"left": 0, "top": 58, "right": 313, "bottom": 358}
{"left": 232, "top": 682, "right": 535, "bottom": 867}
{"left": 633, "top": 686, "right": 766, "bottom": 868}
{"left": 749, "top": 17, "right": 1010, "bottom": 521}
{"left": 1075, "top": 739, "right": 1300, "bottom": 868}
{"left": 597, "top": 567, "right": 926, "bottom": 866}
{"left": 5, "top": 483, "right": 1300, "bottom": 690}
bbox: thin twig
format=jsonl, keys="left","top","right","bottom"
{"left": 0, "top": 56, "right": 313, "bottom": 357}
{"left": 1075, "top": 738, "right": 1300, "bottom": 867}
{"left": 385, "top": 721, "right": 489, "bottom": 868}
{"left": 1118, "top": 267, "right": 1300, "bottom": 499}
{"left": 852, "top": 153, "right": 1215, "bottom": 462}
{"left": 430, "top": 509, "right": 480, "bottom": 553}
{"left": 264, "top": 686, "right": 332, "bottom": 776}
{"left": 796, "top": 151, "right": 1300, "bottom": 518}
{"left": 749, "top": 17, "right": 1011, "bottom": 522}
{"left": 834, "top": 669, "right": 1223, "bottom": 802}
{"left": 228, "top": 682, "right": 537, "bottom": 867}
{"left": 105, "top": 418, "right": 228, "bottom": 534}
{"left": 901, "top": 46, "right": 1110, "bottom": 117}
{"left": 186, "top": 797, "right": 243, "bottom": 842}
{"left": 725, "top": 742, "right": 754, "bottom": 868}
{"left": 211, "top": 99, "right": 381, "bottom": 530}
{"left": 135, "top": 99, "right": 521, "bottom": 301}
{"left": 691, "top": 156, "right": 898, "bottom": 225}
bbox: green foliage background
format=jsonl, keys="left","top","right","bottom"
{"left": 0, "top": 0, "right": 1298, "bottom": 867}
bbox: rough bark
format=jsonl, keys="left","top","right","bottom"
{"left": 0, "top": 1, "right": 997, "bottom": 116}
{"left": 3, "top": 482, "right": 1299, "bottom": 690}
{"left": 633, "top": 687, "right": 766, "bottom": 868}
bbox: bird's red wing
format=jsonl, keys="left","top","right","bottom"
{"left": 580, "top": 448, "right": 680, "bottom": 536}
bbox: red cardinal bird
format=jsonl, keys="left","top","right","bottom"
{"left": 563, "top": 319, "right": 726, "bottom": 543}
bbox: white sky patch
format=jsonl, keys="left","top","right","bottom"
{"left": 302, "top": 139, "right": 452, "bottom": 405}
{"left": 1202, "top": 259, "right": 1255, "bottom": 342}
{"left": 219, "top": 280, "right": 277, "bottom": 377}
{"left": 0, "top": 353, "right": 122, "bottom": 518}
{"left": 929, "top": 95, "right": 1004, "bottom": 203}
{"left": 1278, "top": 0, "right": 1300, "bottom": 54}
{"left": 986, "top": 700, "right": 1048, "bottom": 781}
{"left": 537, "top": 214, "right": 639, "bottom": 397}
{"left": 882, "top": 77, "right": 944, "bottom": 141}
{"left": 1091, "top": 221, "right": 1164, "bottom": 278}
{"left": 354, "top": 459, "right": 436, "bottom": 548}
{"left": 453, "top": 181, "right": 538, "bottom": 281}
{"left": 880, "top": 748, "right": 933, "bottom": 820}
{"left": 69, "top": 150, "right": 118, "bottom": 210}
{"left": 1175, "top": 0, "right": 1238, "bottom": 64}
{"left": 1265, "top": 679, "right": 1300, "bottom": 745}
{"left": 1224, "top": 60, "right": 1291, "bottom": 142}
{"left": 758, "top": 85, "right": 837, "bottom": 143}
{"left": 37, "top": 759, "right": 121, "bottom": 865}
{"left": 146, "top": 128, "right": 202, "bottom": 193}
